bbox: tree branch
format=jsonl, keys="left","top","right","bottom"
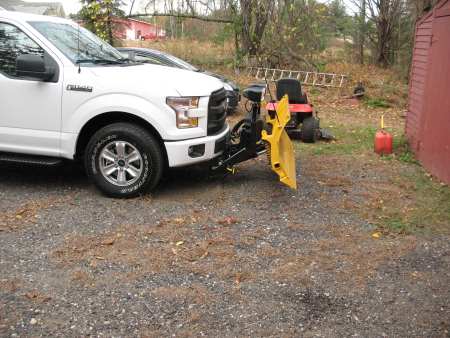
{"left": 128, "top": 12, "right": 233, "bottom": 23}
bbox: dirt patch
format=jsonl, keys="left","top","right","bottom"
{"left": 272, "top": 228, "right": 417, "bottom": 292}
{"left": 151, "top": 284, "right": 216, "bottom": 305}
{"left": 0, "top": 196, "right": 71, "bottom": 232}
{"left": 52, "top": 220, "right": 274, "bottom": 284}
{"left": 0, "top": 279, "right": 21, "bottom": 293}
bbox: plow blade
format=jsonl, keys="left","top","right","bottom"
{"left": 261, "top": 95, "right": 297, "bottom": 189}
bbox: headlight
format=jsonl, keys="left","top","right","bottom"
{"left": 166, "top": 97, "right": 200, "bottom": 129}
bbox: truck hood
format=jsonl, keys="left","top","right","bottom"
{"left": 88, "top": 63, "right": 224, "bottom": 97}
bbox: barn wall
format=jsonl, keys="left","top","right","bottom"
{"left": 406, "top": 13, "right": 433, "bottom": 152}
{"left": 419, "top": 1, "right": 450, "bottom": 184}
{"left": 406, "top": 0, "right": 450, "bottom": 185}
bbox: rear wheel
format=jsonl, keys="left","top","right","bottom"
{"left": 301, "top": 116, "right": 320, "bottom": 143}
{"left": 85, "top": 123, "right": 164, "bottom": 198}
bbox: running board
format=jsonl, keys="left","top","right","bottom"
{"left": 0, "top": 153, "right": 63, "bottom": 166}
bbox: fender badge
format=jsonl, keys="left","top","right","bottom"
{"left": 67, "top": 84, "right": 93, "bottom": 92}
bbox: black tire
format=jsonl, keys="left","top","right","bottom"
{"left": 301, "top": 116, "right": 320, "bottom": 143}
{"left": 231, "top": 118, "right": 251, "bottom": 143}
{"left": 84, "top": 123, "right": 164, "bottom": 198}
{"left": 286, "top": 129, "right": 302, "bottom": 140}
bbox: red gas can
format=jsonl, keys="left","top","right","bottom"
{"left": 374, "top": 130, "right": 393, "bottom": 155}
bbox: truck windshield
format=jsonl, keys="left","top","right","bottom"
{"left": 163, "top": 53, "right": 199, "bottom": 72}
{"left": 29, "top": 21, "right": 126, "bottom": 65}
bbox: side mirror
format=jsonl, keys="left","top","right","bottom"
{"left": 16, "top": 54, "right": 55, "bottom": 81}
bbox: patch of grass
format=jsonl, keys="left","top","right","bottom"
{"left": 397, "top": 151, "right": 417, "bottom": 164}
{"left": 393, "top": 135, "right": 419, "bottom": 164}
{"left": 375, "top": 170, "right": 450, "bottom": 234}
{"left": 365, "top": 97, "right": 391, "bottom": 108}
{"left": 387, "top": 219, "right": 414, "bottom": 233}
{"left": 296, "top": 123, "right": 449, "bottom": 235}
{"left": 296, "top": 124, "right": 376, "bottom": 156}
{"left": 379, "top": 136, "right": 419, "bottom": 164}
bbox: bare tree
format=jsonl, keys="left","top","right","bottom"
{"left": 359, "top": 0, "right": 366, "bottom": 64}
{"left": 350, "top": 0, "right": 405, "bottom": 67}
{"left": 133, "top": 0, "right": 275, "bottom": 59}
{"left": 369, "top": 0, "right": 404, "bottom": 66}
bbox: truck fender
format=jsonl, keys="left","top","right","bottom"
{"left": 64, "top": 93, "right": 173, "bottom": 139}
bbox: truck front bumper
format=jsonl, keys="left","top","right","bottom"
{"left": 164, "top": 125, "right": 230, "bottom": 167}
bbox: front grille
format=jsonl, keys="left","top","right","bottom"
{"left": 226, "top": 91, "right": 239, "bottom": 108}
{"left": 207, "top": 88, "right": 227, "bottom": 135}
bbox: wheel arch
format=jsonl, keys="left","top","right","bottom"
{"left": 75, "top": 111, "right": 168, "bottom": 166}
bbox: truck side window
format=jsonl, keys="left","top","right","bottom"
{"left": 0, "top": 22, "right": 44, "bottom": 77}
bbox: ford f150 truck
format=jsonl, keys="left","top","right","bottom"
{"left": 0, "top": 12, "right": 230, "bottom": 197}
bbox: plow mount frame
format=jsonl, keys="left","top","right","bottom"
{"left": 211, "top": 85, "right": 267, "bottom": 172}
{"left": 212, "top": 84, "right": 297, "bottom": 189}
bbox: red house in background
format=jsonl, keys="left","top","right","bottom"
{"left": 114, "top": 18, "right": 166, "bottom": 41}
{"left": 406, "top": 0, "right": 450, "bottom": 185}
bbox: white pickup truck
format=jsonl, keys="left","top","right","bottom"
{"left": 0, "top": 11, "right": 230, "bottom": 197}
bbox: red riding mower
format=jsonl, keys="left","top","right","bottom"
{"left": 266, "top": 78, "right": 321, "bottom": 143}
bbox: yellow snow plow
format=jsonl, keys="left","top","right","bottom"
{"left": 212, "top": 85, "right": 297, "bottom": 190}
{"left": 262, "top": 95, "right": 297, "bottom": 189}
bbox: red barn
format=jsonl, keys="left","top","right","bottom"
{"left": 114, "top": 18, "right": 166, "bottom": 41}
{"left": 406, "top": 0, "right": 450, "bottom": 185}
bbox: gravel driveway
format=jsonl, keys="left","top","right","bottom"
{"left": 0, "top": 156, "right": 449, "bottom": 337}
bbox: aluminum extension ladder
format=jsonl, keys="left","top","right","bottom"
{"left": 247, "top": 67, "right": 347, "bottom": 88}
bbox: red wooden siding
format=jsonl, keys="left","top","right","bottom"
{"left": 406, "top": 0, "right": 450, "bottom": 185}
{"left": 113, "top": 18, "right": 165, "bottom": 41}
{"left": 406, "top": 13, "right": 432, "bottom": 153}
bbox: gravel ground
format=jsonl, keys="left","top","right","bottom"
{"left": 0, "top": 156, "right": 449, "bottom": 337}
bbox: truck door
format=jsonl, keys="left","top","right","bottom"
{"left": 0, "top": 21, "right": 62, "bottom": 157}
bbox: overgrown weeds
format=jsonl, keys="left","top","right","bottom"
{"left": 121, "top": 38, "right": 235, "bottom": 69}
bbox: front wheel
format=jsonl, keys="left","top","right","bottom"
{"left": 85, "top": 123, "right": 164, "bottom": 198}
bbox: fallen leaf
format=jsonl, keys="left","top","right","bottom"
{"left": 218, "top": 217, "right": 239, "bottom": 225}
{"left": 95, "top": 256, "right": 105, "bottom": 260}
{"left": 173, "top": 218, "right": 184, "bottom": 224}
{"left": 371, "top": 232, "right": 381, "bottom": 239}
{"left": 176, "top": 241, "right": 184, "bottom": 246}
{"left": 25, "top": 291, "right": 39, "bottom": 299}
{"left": 25, "top": 290, "right": 51, "bottom": 303}
{"left": 101, "top": 237, "right": 115, "bottom": 246}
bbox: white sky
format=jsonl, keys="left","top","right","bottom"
{"left": 22, "top": 0, "right": 359, "bottom": 17}
{"left": 22, "top": 0, "right": 145, "bottom": 15}
{"left": 22, "top": 0, "right": 81, "bottom": 14}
